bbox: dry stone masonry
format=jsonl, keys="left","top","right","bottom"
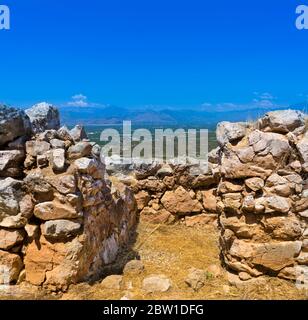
{"left": 0, "top": 103, "right": 137, "bottom": 291}
{"left": 1, "top": 102, "right": 308, "bottom": 291}
{"left": 108, "top": 109, "right": 308, "bottom": 282}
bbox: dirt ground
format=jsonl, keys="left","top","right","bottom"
{"left": 1, "top": 219, "right": 308, "bottom": 300}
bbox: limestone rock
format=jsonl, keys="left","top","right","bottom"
{"left": 230, "top": 239, "right": 302, "bottom": 271}
{"left": 101, "top": 275, "right": 123, "bottom": 290}
{"left": 0, "top": 150, "right": 25, "bottom": 177}
{"left": 142, "top": 274, "right": 172, "bottom": 293}
{"left": 50, "top": 148, "right": 66, "bottom": 172}
{"left": 0, "top": 105, "right": 31, "bottom": 147}
{"left": 0, "top": 250, "right": 23, "bottom": 284}
{"left": 69, "top": 125, "right": 88, "bottom": 142}
{"left": 25, "top": 102, "right": 60, "bottom": 134}
{"left": 0, "top": 178, "right": 32, "bottom": 228}
{"left": 161, "top": 186, "right": 203, "bottom": 215}
{"left": 216, "top": 121, "right": 248, "bottom": 146}
{"left": 26, "top": 140, "right": 50, "bottom": 157}
{"left": 134, "top": 190, "right": 150, "bottom": 210}
{"left": 47, "top": 174, "right": 77, "bottom": 195}
{"left": 50, "top": 139, "right": 65, "bottom": 149}
{"left": 297, "top": 132, "right": 308, "bottom": 172}
{"left": 258, "top": 110, "right": 305, "bottom": 133}
{"left": 123, "top": 260, "right": 145, "bottom": 274}
{"left": 68, "top": 142, "right": 92, "bottom": 160}
{"left": 201, "top": 189, "right": 217, "bottom": 212}
{"left": 245, "top": 177, "right": 264, "bottom": 191}
{"left": 41, "top": 219, "right": 81, "bottom": 240}
{"left": 0, "top": 229, "right": 25, "bottom": 250}
{"left": 57, "top": 126, "right": 73, "bottom": 141}
{"left": 34, "top": 199, "right": 82, "bottom": 220}
{"left": 185, "top": 268, "right": 209, "bottom": 291}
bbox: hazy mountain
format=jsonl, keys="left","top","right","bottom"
{"left": 58, "top": 103, "right": 308, "bottom": 127}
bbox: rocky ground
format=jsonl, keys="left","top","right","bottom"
{"left": 0, "top": 218, "right": 307, "bottom": 300}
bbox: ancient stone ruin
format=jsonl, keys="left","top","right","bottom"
{"left": 0, "top": 103, "right": 137, "bottom": 291}
{"left": 1, "top": 103, "right": 307, "bottom": 292}
{"left": 108, "top": 109, "right": 308, "bottom": 282}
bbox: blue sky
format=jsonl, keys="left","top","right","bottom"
{"left": 0, "top": 0, "right": 308, "bottom": 111}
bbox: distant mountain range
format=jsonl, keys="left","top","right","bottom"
{"left": 58, "top": 102, "right": 308, "bottom": 127}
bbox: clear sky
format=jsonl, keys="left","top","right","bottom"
{"left": 0, "top": 0, "right": 308, "bottom": 110}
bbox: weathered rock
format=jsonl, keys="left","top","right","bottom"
{"left": 50, "top": 148, "right": 66, "bottom": 172}
{"left": 123, "top": 260, "right": 145, "bottom": 274}
{"left": 137, "top": 177, "right": 166, "bottom": 193}
{"left": 229, "top": 239, "right": 302, "bottom": 272}
{"left": 156, "top": 164, "right": 173, "bottom": 178}
{"left": 185, "top": 268, "right": 209, "bottom": 291}
{"left": 0, "top": 105, "right": 31, "bottom": 147}
{"left": 34, "top": 199, "right": 82, "bottom": 220}
{"left": 46, "top": 174, "right": 77, "bottom": 195}
{"left": 297, "top": 132, "right": 308, "bottom": 172}
{"left": 25, "top": 102, "right": 60, "bottom": 134}
{"left": 69, "top": 125, "right": 88, "bottom": 142}
{"left": 50, "top": 139, "right": 65, "bottom": 149}
{"left": 133, "top": 161, "right": 161, "bottom": 180}
{"left": 134, "top": 190, "right": 150, "bottom": 210}
{"left": 218, "top": 180, "right": 243, "bottom": 194}
{"left": 0, "top": 250, "right": 23, "bottom": 284}
{"left": 161, "top": 186, "right": 203, "bottom": 215}
{"left": 201, "top": 189, "right": 217, "bottom": 212}
{"left": 245, "top": 177, "right": 264, "bottom": 191}
{"left": 24, "top": 224, "right": 39, "bottom": 239}
{"left": 185, "top": 213, "right": 217, "bottom": 227}
{"left": 216, "top": 121, "right": 248, "bottom": 146}
{"left": 68, "top": 142, "right": 92, "bottom": 160}
{"left": 74, "top": 158, "right": 105, "bottom": 180}
{"left": 101, "top": 275, "right": 123, "bottom": 290}
{"left": 263, "top": 195, "right": 291, "bottom": 214}
{"left": 296, "top": 252, "right": 308, "bottom": 265}
{"left": 142, "top": 274, "right": 172, "bottom": 293}
{"left": 24, "top": 172, "right": 53, "bottom": 201}
{"left": 37, "top": 154, "right": 49, "bottom": 168}
{"left": 0, "top": 178, "right": 32, "bottom": 228}
{"left": 57, "top": 126, "right": 73, "bottom": 141}
{"left": 263, "top": 216, "right": 303, "bottom": 240}
{"left": 37, "top": 130, "right": 58, "bottom": 142}
{"left": 0, "top": 150, "right": 25, "bottom": 177}
{"left": 41, "top": 219, "right": 81, "bottom": 240}
{"left": 0, "top": 229, "right": 25, "bottom": 250}
{"left": 208, "top": 147, "right": 220, "bottom": 164}
{"left": 258, "top": 110, "right": 305, "bottom": 133}
{"left": 26, "top": 140, "right": 50, "bottom": 157}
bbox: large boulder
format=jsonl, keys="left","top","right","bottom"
{"left": 161, "top": 186, "right": 203, "bottom": 215}
{"left": 0, "top": 105, "right": 31, "bottom": 147}
{"left": 0, "top": 150, "right": 25, "bottom": 177}
{"left": 258, "top": 109, "right": 305, "bottom": 133}
{"left": 69, "top": 125, "right": 88, "bottom": 142}
{"left": 216, "top": 121, "right": 248, "bottom": 146}
{"left": 229, "top": 239, "right": 302, "bottom": 272}
{"left": 25, "top": 102, "right": 60, "bottom": 134}
{"left": 0, "top": 250, "right": 23, "bottom": 284}
{"left": 0, "top": 178, "right": 33, "bottom": 228}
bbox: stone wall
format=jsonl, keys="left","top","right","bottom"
{"left": 217, "top": 110, "right": 308, "bottom": 281}
{"left": 106, "top": 157, "right": 220, "bottom": 227}
{"left": 108, "top": 109, "right": 308, "bottom": 282}
{"left": 0, "top": 103, "right": 137, "bottom": 291}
